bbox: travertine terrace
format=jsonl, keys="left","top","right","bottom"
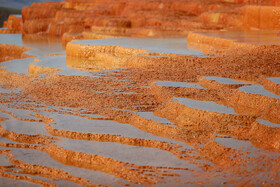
{"left": 0, "top": 0, "right": 280, "bottom": 186}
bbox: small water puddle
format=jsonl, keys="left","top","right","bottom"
{"left": 0, "top": 34, "right": 23, "bottom": 46}
{"left": 32, "top": 55, "right": 93, "bottom": 76}
{"left": 258, "top": 119, "right": 280, "bottom": 127}
{"left": 136, "top": 112, "right": 176, "bottom": 128}
{"left": 1, "top": 119, "right": 49, "bottom": 136}
{"left": 0, "top": 176, "right": 38, "bottom": 187}
{"left": 10, "top": 148, "right": 117, "bottom": 186}
{"left": 175, "top": 97, "right": 237, "bottom": 114}
{"left": 0, "top": 87, "right": 11, "bottom": 94}
{"left": 0, "top": 104, "right": 39, "bottom": 121}
{"left": 53, "top": 114, "right": 168, "bottom": 141}
{"left": 56, "top": 138, "right": 193, "bottom": 168}
{"left": 238, "top": 84, "right": 280, "bottom": 99}
{"left": 215, "top": 137, "right": 253, "bottom": 150}
{"left": 156, "top": 81, "right": 204, "bottom": 89}
{"left": 0, "top": 154, "right": 11, "bottom": 166}
{"left": 205, "top": 76, "right": 249, "bottom": 85}
{"left": 267, "top": 77, "right": 280, "bottom": 85}
{"left": 1, "top": 57, "right": 35, "bottom": 74}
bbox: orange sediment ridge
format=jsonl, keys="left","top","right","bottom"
{"left": 0, "top": 125, "right": 58, "bottom": 145}
{"left": 187, "top": 32, "right": 255, "bottom": 51}
{"left": 0, "top": 123, "right": 178, "bottom": 185}
{"left": 62, "top": 31, "right": 115, "bottom": 48}
{"left": 45, "top": 124, "right": 199, "bottom": 163}
{"left": 226, "top": 89, "right": 280, "bottom": 123}
{"left": 259, "top": 76, "right": 280, "bottom": 95}
{"left": 28, "top": 62, "right": 61, "bottom": 75}
{"left": 44, "top": 144, "right": 178, "bottom": 185}
{"left": 0, "top": 0, "right": 280, "bottom": 186}
{"left": 0, "top": 44, "right": 33, "bottom": 63}
{"left": 249, "top": 120, "right": 280, "bottom": 152}
{"left": 66, "top": 42, "right": 146, "bottom": 59}
{"left": 0, "top": 66, "right": 279, "bottom": 185}
{"left": 0, "top": 149, "right": 98, "bottom": 186}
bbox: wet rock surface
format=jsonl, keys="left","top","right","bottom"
{"left": 0, "top": 0, "right": 280, "bottom": 186}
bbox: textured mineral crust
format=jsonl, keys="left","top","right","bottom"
{"left": 14, "top": 0, "right": 280, "bottom": 38}
{"left": 0, "top": 0, "right": 280, "bottom": 186}
{"left": 0, "top": 44, "right": 32, "bottom": 62}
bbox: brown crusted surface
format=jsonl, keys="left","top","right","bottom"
{"left": 0, "top": 149, "right": 99, "bottom": 186}
{"left": 62, "top": 32, "right": 115, "bottom": 48}
{"left": 0, "top": 0, "right": 280, "bottom": 186}
{"left": 2, "top": 0, "right": 280, "bottom": 38}
{"left": 0, "top": 44, "right": 33, "bottom": 63}
{"left": 0, "top": 40, "right": 279, "bottom": 185}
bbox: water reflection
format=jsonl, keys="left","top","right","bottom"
{"left": 201, "top": 30, "right": 280, "bottom": 45}
{"left": 71, "top": 37, "right": 205, "bottom": 56}
{"left": 0, "top": 32, "right": 280, "bottom": 186}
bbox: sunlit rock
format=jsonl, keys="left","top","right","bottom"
{"left": 66, "top": 42, "right": 145, "bottom": 59}
{"left": 28, "top": 62, "right": 61, "bottom": 75}
{"left": 242, "top": 5, "right": 280, "bottom": 29}
{"left": 7, "top": 15, "right": 22, "bottom": 32}
{"left": 0, "top": 44, "right": 33, "bottom": 62}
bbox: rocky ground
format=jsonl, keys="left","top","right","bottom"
{"left": 0, "top": 0, "right": 280, "bottom": 186}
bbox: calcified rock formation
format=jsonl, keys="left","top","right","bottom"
{"left": 28, "top": 61, "right": 61, "bottom": 75}
{"left": 0, "top": 0, "right": 280, "bottom": 186}
{"left": 0, "top": 36, "right": 280, "bottom": 185}
{"left": 4, "top": 0, "right": 276, "bottom": 40}
{"left": 0, "top": 15, "right": 22, "bottom": 34}
{"left": 187, "top": 32, "right": 255, "bottom": 52}
{"left": 0, "top": 44, "right": 33, "bottom": 62}
{"left": 62, "top": 32, "right": 115, "bottom": 48}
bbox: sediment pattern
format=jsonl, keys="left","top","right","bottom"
{"left": 0, "top": 0, "right": 280, "bottom": 186}
{"left": 4, "top": 0, "right": 279, "bottom": 40}
{"left": 0, "top": 37, "right": 280, "bottom": 185}
{"left": 0, "top": 44, "right": 33, "bottom": 62}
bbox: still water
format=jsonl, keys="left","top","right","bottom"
{"left": 0, "top": 33, "right": 279, "bottom": 186}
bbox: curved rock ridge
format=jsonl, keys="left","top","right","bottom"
{"left": 66, "top": 42, "right": 146, "bottom": 59}
{"left": 0, "top": 0, "right": 280, "bottom": 186}
{"left": 187, "top": 32, "right": 255, "bottom": 51}
{"left": 0, "top": 39, "right": 280, "bottom": 184}
{"left": 62, "top": 32, "right": 115, "bottom": 48}
{"left": 0, "top": 149, "right": 102, "bottom": 186}
{"left": 0, "top": 44, "right": 33, "bottom": 63}
{"left": 28, "top": 61, "right": 62, "bottom": 75}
